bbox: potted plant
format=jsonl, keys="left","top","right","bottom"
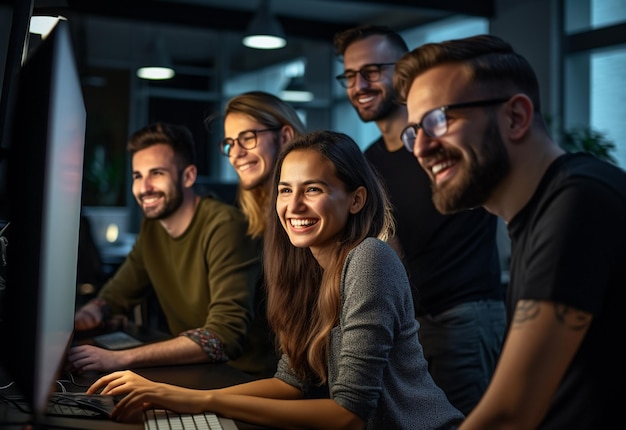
{"left": 560, "top": 126, "right": 617, "bottom": 164}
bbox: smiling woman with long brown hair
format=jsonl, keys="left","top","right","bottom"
{"left": 86, "top": 130, "right": 463, "bottom": 430}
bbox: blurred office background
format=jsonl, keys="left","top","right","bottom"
{"left": 0, "top": 0, "right": 624, "bottom": 270}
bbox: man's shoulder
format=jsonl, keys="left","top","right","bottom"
{"left": 363, "top": 136, "right": 385, "bottom": 156}
{"left": 194, "top": 196, "right": 249, "bottom": 227}
{"left": 193, "top": 197, "right": 259, "bottom": 248}
{"left": 565, "top": 153, "right": 626, "bottom": 189}
{"left": 198, "top": 195, "right": 244, "bottom": 215}
{"left": 546, "top": 153, "right": 626, "bottom": 202}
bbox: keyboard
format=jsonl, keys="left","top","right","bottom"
{"left": 93, "top": 330, "right": 144, "bottom": 350}
{"left": 144, "top": 408, "right": 238, "bottom": 430}
{"left": 2, "top": 392, "right": 116, "bottom": 419}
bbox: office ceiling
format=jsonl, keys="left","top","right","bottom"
{"left": 32, "top": 0, "right": 495, "bottom": 76}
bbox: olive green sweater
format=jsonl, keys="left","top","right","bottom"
{"left": 98, "top": 197, "right": 276, "bottom": 376}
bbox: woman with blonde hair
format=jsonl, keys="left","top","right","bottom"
{"left": 210, "top": 91, "right": 306, "bottom": 238}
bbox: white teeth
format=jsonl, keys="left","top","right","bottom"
{"left": 358, "top": 95, "right": 374, "bottom": 103}
{"left": 432, "top": 160, "right": 454, "bottom": 175}
{"left": 290, "top": 218, "right": 316, "bottom": 227}
{"left": 238, "top": 162, "right": 253, "bottom": 172}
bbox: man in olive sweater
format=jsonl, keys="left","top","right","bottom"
{"left": 68, "top": 122, "right": 276, "bottom": 378}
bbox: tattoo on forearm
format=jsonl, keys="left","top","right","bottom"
{"left": 512, "top": 300, "right": 591, "bottom": 331}
{"left": 554, "top": 304, "right": 592, "bottom": 331}
{"left": 512, "top": 300, "right": 540, "bottom": 325}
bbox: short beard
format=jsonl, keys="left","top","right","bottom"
{"left": 432, "top": 116, "right": 510, "bottom": 214}
{"left": 144, "top": 173, "right": 185, "bottom": 220}
{"left": 355, "top": 91, "right": 399, "bottom": 123}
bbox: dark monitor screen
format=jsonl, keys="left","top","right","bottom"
{"left": 0, "top": 20, "right": 86, "bottom": 423}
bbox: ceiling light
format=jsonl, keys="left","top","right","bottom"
{"left": 29, "top": 16, "right": 66, "bottom": 39}
{"left": 136, "top": 36, "right": 175, "bottom": 80}
{"left": 280, "top": 76, "right": 314, "bottom": 103}
{"left": 242, "top": 0, "right": 286, "bottom": 50}
{"left": 136, "top": 66, "right": 175, "bottom": 80}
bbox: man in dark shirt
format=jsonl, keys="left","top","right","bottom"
{"left": 395, "top": 32, "right": 625, "bottom": 429}
{"left": 333, "top": 25, "right": 506, "bottom": 415}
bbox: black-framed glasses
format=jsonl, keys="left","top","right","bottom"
{"left": 401, "top": 98, "right": 511, "bottom": 152}
{"left": 219, "top": 127, "right": 281, "bottom": 156}
{"left": 335, "top": 62, "right": 396, "bottom": 89}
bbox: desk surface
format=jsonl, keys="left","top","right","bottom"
{"left": 1, "top": 326, "right": 273, "bottom": 430}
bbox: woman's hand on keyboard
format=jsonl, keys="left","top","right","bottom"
{"left": 86, "top": 370, "right": 212, "bottom": 422}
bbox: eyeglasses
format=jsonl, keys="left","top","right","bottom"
{"left": 400, "top": 98, "right": 511, "bottom": 152}
{"left": 219, "top": 127, "right": 281, "bottom": 156}
{"left": 335, "top": 62, "right": 396, "bottom": 89}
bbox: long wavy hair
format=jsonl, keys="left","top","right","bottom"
{"left": 207, "top": 91, "right": 306, "bottom": 238}
{"left": 263, "top": 130, "right": 395, "bottom": 384}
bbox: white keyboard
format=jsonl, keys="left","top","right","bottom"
{"left": 144, "top": 408, "right": 236, "bottom": 430}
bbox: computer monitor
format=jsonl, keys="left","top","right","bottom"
{"left": 0, "top": 20, "right": 86, "bottom": 425}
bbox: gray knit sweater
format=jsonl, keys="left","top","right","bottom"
{"left": 275, "top": 237, "right": 464, "bottom": 429}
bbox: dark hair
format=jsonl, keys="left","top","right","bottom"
{"left": 333, "top": 24, "right": 408, "bottom": 58}
{"left": 394, "top": 34, "right": 542, "bottom": 112}
{"left": 127, "top": 122, "right": 196, "bottom": 169}
{"left": 263, "top": 130, "right": 394, "bottom": 384}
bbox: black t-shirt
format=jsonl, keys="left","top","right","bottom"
{"left": 507, "top": 152, "right": 626, "bottom": 428}
{"left": 364, "top": 137, "right": 503, "bottom": 315}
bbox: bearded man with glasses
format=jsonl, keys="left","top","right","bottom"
{"left": 395, "top": 33, "right": 626, "bottom": 429}
{"left": 333, "top": 25, "right": 506, "bottom": 416}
